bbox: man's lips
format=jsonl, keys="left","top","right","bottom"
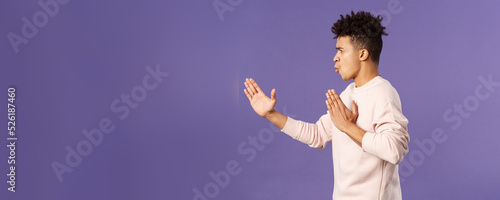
{"left": 335, "top": 67, "right": 339, "bottom": 73}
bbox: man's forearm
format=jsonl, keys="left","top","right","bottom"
{"left": 344, "top": 123, "right": 366, "bottom": 147}
{"left": 264, "top": 109, "right": 287, "bottom": 130}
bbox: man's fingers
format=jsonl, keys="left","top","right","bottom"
{"left": 247, "top": 78, "right": 259, "bottom": 95}
{"left": 250, "top": 78, "right": 264, "bottom": 93}
{"left": 332, "top": 90, "right": 348, "bottom": 117}
{"left": 244, "top": 81, "right": 254, "bottom": 96}
{"left": 326, "top": 92, "right": 336, "bottom": 119}
{"left": 327, "top": 91, "right": 334, "bottom": 106}
{"left": 330, "top": 90, "right": 340, "bottom": 110}
{"left": 244, "top": 89, "right": 252, "bottom": 101}
{"left": 326, "top": 99, "right": 334, "bottom": 110}
{"left": 332, "top": 90, "right": 345, "bottom": 109}
{"left": 326, "top": 92, "right": 335, "bottom": 108}
{"left": 326, "top": 100, "right": 333, "bottom": 113}
{"left": 332, "top": 90, "right": 347, "bottom": 115}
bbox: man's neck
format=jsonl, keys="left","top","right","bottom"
{"left": 354, "top": 63, "right": 379, "bottom": 88}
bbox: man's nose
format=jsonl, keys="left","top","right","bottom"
{"left": 333, "top": 56, "right": 339, "bottom": 62}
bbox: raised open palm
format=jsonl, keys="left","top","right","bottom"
{"left": 244, "top": 78, "right": 277, "bottom": 118}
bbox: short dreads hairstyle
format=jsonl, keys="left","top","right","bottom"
{"left": 332, "top": 11, "right": 388, "bottom": 64}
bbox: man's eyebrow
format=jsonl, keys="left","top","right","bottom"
{"left": 336, "top": 47, "right": 344, "bottom": 50}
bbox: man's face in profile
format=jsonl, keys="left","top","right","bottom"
{"left": 334, "top": 36, "right": 361, "bottom": 81}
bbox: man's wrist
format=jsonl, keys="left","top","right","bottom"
{"left": 264, "top": 109, "right": 277, "bottom": 119}
{"left": 263, "top": 109, "right": 287, "bottom": 130}
{"left": 345, "top": 122, "right": 357, "bottom": 133}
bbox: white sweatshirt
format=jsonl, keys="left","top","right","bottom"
{"left": 280, "top": 76, "right": 410, "bottom": 200}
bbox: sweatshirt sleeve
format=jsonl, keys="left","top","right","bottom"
{"left": 280, "top": 111, "right": 333, "bottom": 149}
{"left": 361, "top": 92, "right": 410, "bottom": 165}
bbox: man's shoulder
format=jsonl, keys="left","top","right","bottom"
{"left": 368, "top": 78, "right": 403, "bottom": 108}
{"left": 369, "top": 77, "right": 399, "bottom": 96}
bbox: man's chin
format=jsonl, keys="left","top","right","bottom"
{"left": 340, "top": 75, "right": 349, "bottom": 81}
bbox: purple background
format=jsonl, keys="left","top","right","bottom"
{"left": 1, "top": 0, "right": 500, "bottom": 199}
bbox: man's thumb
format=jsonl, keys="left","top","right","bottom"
{"left": 352, "top": 100, "right": 358, "bottom": 114}
{"left": 271, "top": 89, "right": 276, "bottom": 100}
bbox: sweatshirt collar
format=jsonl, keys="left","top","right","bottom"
{"left": 352, "top": 75, "right": 383, "bottom": 93}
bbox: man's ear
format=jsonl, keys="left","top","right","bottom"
{"left": 359, "top": 49, "right": 370, "bottom": 61}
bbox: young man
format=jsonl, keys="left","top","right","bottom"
{"left": 243, "top": 11, "right": 410, "bottom": 199}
